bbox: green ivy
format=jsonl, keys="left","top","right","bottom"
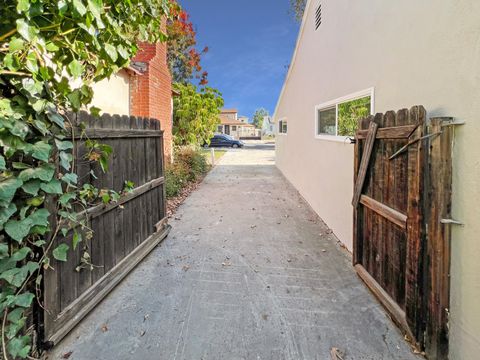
{"left": 0, "top": 0, "right": 172, "bottom": 358}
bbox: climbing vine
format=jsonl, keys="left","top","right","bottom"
{"left": 0, "top": 0, "right": 172, "bottom": 358}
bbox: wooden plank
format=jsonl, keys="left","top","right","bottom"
{"left": 405, "top": 105, "right": 427, "bottom": 343}
{"left": 383, "top": 111, "right": 396, "bottom": 300}
{"left": 99, "top": 114, "right": 116, "bottom": 273}
{"left": 112, "top": 114, "right": 126, "bottom": 265}
{"left": 352, "top": 116, "right": 364, "bottom": 265}
{"left": 370, "top": 113, "right": 384, "bottom": 285}
{"left": 136, "top": 118, "right": 147, "bottom": 246}
{"left": 360, "top": 116, "right": 374, "bottom": 272}
{"left": 159, "top": 134, "right": 167, "bottom": 221}
{"left": 356, "top": 124, "right": 417, "bottom": 139}
{"left": 76, "top": 113, "right": 94, "bottom": 298}
{"left": 130, "top": 116, "right": 141, "bottom": 249}
{"left": 144, "top": 118, "right": 153, "bottom": 237}
{"left": 148, "top": 119, "right": 159, "bottom": 232}
{"left": 360, "top": 196, "right": 407, "bottom": 229}
{"left": 59, "top": 232, "right": 77, "bottom": 311}
{"left": 355, "top": 264, "right": 415, "bottom": 342}
{"left": 394, "top": 108, "right": 409, "bottom": 309}
{"left": 352, "top": 121, "right": 378, "bottom": 207}
{"left": 425, "top": 117, "right": 453, "bottom": 359}
{"left": 46, "top": 226, "right": 171, "bottom": 345}
{"left": 153, "top": 121, "right": 165, "bottom": 223}
{"left": 122, "top": 115, "right": 135, "bottom": 257}
{"left": 73, "top": 128, "right": 162, "bottom": 140}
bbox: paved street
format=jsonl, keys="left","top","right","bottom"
{"left": 50, "top": 147, "right": 419, "bottom": 360}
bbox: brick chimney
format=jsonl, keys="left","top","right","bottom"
{"left": 130, "top": 41, "right": 173, "bottom": 162}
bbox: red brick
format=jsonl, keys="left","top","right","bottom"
{"left": 130, "top": 40, "right": 173, "bottom": 162}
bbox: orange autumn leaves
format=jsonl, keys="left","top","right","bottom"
{"left": 168, "top": 1, "right": 208, "bottom": 85}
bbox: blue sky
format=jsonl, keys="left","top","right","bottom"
{"left": 181, "top": 0, "right": 300, "bottom": 120}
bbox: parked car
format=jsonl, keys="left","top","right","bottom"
{"left": 206, "top": 134, "right": 244, "bottom": 148}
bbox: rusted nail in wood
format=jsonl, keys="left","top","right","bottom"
{"left": 388, "top": 132, "right": 442, "bottom": 160}
{"left": 440, "top": 219, "right": 464, "bottom": 226}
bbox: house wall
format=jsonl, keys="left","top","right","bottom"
{"left": 274, "top": 1, "right": 480, "bottom": 359}
{"left": 91, "top": 70, "right": 130, "bottom": 116}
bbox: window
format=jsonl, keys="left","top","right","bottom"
{"left": 217, "top": 125, "right": 223, "bottom": 133}
{"left": 317, "top": 107, "right": 336, "bottom": 135}
{"left": 315, "top": 4, "right": 322, "bottom": 30}
{"left": 278, "top": 119, "right": 288, "bottom": 134}
{"left": 315, "top": 88, "right": 374, "bottom": 139}
{"left": 232, "top": 126, "right": 237, "bottom": 131}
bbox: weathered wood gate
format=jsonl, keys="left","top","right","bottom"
{"left": 353, "top": 106, "right": 454, "bottom": 359}
{"left": 39, "top": 112, "right": 170, "bottom": 347}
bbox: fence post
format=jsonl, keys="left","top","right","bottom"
{"left": 424, "top": 117, "right": 455, "bottom": 359}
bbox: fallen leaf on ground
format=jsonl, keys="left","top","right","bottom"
{"left": 101, "top": 324, "right": 108, "bottom": 332}
{"left": 140, "top": 330, "right": 146, "bottom": 337}
{"left": 262, "top": 314, "right": 269, "bottom": 320}
{"left": 62, "top": 351, "right": 73, "bottom": 359}
{"left": 330, "top": 347, "right": 345, "bottom": 360}
{"left": 182, "top": 265, "right": 190, "bottom": 271}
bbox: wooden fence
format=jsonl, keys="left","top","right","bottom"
{"left": 353, "top": 106, "right": 453, "bottom": 359}
{"left": 39, "top": 112, "right": 170, "bottom": 347}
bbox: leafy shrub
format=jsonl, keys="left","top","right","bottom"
{"left": 165, "top": 162, "right": 189, "bottom": 198}
{"left": 165, "top": 147, "right": 209, "bottom": 198}
{"left": 0, "top": 0, "right": 172, "bottom": 357}
{"left": 176, "top": 147, "right": 209, "bottom": 181}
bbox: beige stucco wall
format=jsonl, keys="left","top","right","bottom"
{"left": 91, "top": 69, "right": 130, "bottom": 116}
{"left": 274, "top": 1, "right": 480, "bottom": 359}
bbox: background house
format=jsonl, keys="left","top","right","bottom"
{"left": 273, "top": 0, "right": 480, "bottom": 359}
{"left": 216, "top": 109, "right": 257, "bottom": 139}
{"left": 238, "top": 115, "right": 250, "bottom": 124}
{"left": 91, "top": 41, "right": 174, "bottom": 162}
{"left": 262, "top": 115, "right": 275, "bottom": 136}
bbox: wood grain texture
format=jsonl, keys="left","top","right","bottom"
{"left": 405, "top": 106, "right": 427, "bottom": 344}
{"left": 42, "top": 112, "right": 169, "bottom": 344}
{"left": 425, "top": 118, "right": 453, "bottom": 359}
{"left": 359, "top": 195, "right": 407, "bottom": 229}
{"left": 352, "top": 121, "right": 378, "bottom": 207}
{"left": 352, "top": 106, "right": 451, "bottom": 358}
{"left": 356, "top": 124, "right": 417, "bottom": 139}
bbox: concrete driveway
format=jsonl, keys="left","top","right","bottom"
{"left": 50, "top": 147, "right": 419, "bottom": 360}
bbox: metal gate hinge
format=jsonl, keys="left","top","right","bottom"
{"left": 440, "top": 119, "right": 466, "bottom": 127}
{"left": 440, "top": 219, "right": 464, "bottom": 226}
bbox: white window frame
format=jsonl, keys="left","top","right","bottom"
{"left": 277, "top": 117, "right": 287, "bottom": 135}
{"left": 314, "top": 87, "right": 375, "bottom": 142}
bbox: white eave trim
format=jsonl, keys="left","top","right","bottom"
{"left": 273, "top": 0, "right": 313, "bottom": 120}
